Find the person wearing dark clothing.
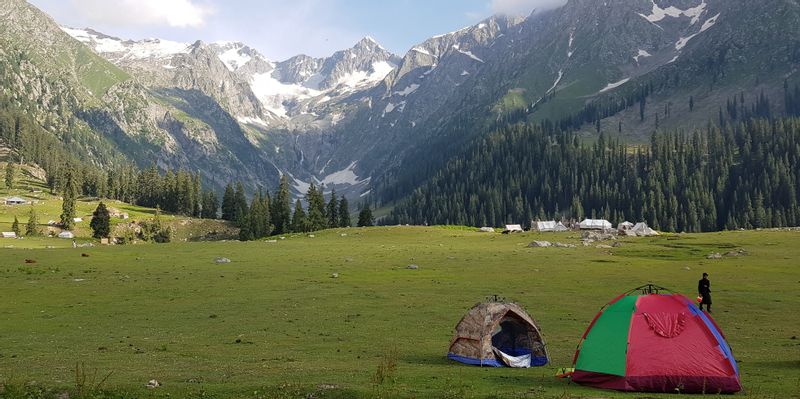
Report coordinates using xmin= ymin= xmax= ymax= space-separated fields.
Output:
xmin=698 ymin=273 xmax=712 ymax=312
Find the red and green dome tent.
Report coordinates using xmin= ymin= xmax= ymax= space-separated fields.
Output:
xmin=571 ymin=284 xmax=741 ymax=394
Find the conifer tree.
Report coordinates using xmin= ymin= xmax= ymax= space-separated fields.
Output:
xmin=4 ymin=162 xmax=14 ymax=189
xmin=90 ymin=202 xmax=111 ymax=239
xmin=338 ymin=197 xmax=351 ymax=227
xmin=11 ymin=216 xmax=20 ymax=236
xmin=60 ymin=169 xmax=77 ymax=230
xmin=234 ymin=182 xmax=248 ymax=226
xmin=326 ymin=189 xmax=338 ymax=228
xmin=202 ymin=191 xmax=219 ymax=219
xmin=25 ymin=207 xmax=40 ymax=237
xmin=357 ymin=203 xmax=374 ymax=227
xmin=291 ymin=199 xmax=308 ymax=233
xmin=271 ymin=176 xmax=292 ymax=234
xmin=306 ymin=184 xmax=327 ymax=231
xmin=221 ymin=183 xmax=236 ymax=221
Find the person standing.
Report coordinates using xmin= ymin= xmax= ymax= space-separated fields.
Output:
xmin=698 ymin=272 xmax=712 ymax=312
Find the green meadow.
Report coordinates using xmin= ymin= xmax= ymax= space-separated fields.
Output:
xmin=1 ymin=226 xmax=798 ymax=398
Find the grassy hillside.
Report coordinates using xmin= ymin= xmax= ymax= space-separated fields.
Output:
xmin=0 ymin=226 xmax=797 ymax=398
xmin=0 ymin=162 xmax=236 ymax=245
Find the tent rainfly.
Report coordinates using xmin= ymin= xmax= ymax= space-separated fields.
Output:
xmin=579 ymin=219 xmax=613 ymax=230
xmin=571 ymin=285 xmax=741 ymax=393
xmin=504 ymin=224 xmax=524 ymax=233
xmin=58 ymin=231 xmax=75 ymax=239
xmin=448 ymin=302 xmax=549 ymax=368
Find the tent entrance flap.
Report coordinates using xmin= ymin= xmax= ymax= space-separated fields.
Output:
xmin=493 ymin=348 xmax=532 ymax=368
xmin=491 ymin=316 xmax=534 ymax=366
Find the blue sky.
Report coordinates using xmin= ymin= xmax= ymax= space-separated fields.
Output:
xmin=29 ymin=0 xmax=565 ymax=60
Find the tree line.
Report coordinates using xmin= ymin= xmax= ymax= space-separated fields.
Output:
xmin=218 ymin=176 xmax=374 ymax=241
xmin=387 ymin=118 xmax=800 ymax=232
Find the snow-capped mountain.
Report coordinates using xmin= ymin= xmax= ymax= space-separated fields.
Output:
xmin=5 ymin=0 xmax=798 ymax=203
xmin=64 ymin=27 xmax=401 ymax=127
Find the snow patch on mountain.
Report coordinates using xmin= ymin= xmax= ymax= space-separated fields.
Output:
xmin=599 ymin=78 xmax=630 ymax=93
xmin=250 ymin=72 xmax=321 ymax=117
xmin=634 ymin=49 xmax=652 ymax=63
xmin=638 ymin=0 xmax=707 ymax=24
xmin=218 ymin=46 xmax=252 ymax=71
xmin=320 ymin=162 xmax=370 ymax=186
xmin=548 ymin=70 xmax=564 ymax=94
xmin=394 ymin=84 xmax=420 ymax=96
xmin=62 ymin=27 xmax=190 ymax=59
xmin=568 ymin=31 xmax=574 ymax=58
xmin=412 ymin=47 xmax=432 ymax=56
xmin=452 ymin=45 xmax=485 ymax=63
xmin=237 ymin=116 xmax=271 ymax=127
xmin=675 ymin=13 xmax=719 ymax=50
xmin=337 ymin=61 xmax=395 ymax=89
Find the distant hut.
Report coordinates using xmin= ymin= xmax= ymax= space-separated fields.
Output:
xmin=533 ymin=221 xmax=557 ymax=232
xmin=5 ymin=196 xmax=27 ymax=205
xmin=579 ymin=219 xmax=613 ymax=230
xmin=503 ymin=224 xmax=524 ymax=234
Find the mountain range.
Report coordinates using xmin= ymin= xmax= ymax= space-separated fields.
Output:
xmin=1 ymin=0 xmax=798 ymax=205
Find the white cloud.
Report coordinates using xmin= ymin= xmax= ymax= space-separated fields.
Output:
xmin=69 ymin=0 xmax=213 ymax=28
xmin=490 ymin=0 xmax=567 ymax=16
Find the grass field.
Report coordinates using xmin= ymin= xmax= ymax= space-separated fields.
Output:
xmin=1 ymin=226 xmax=798 ymax=398
xmin=0 ymin=163 xmax=236 ymax=245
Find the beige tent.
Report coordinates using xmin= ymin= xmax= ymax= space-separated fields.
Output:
xmin=533 ymin=221 xmax=557 ymax=232
xmin=504 ymin=224 xmax=524 ymax=233
xmin=448 ymin=302 xmax=549 ymax=368
xmin=632 ymin=222 xmax=660 ymax=237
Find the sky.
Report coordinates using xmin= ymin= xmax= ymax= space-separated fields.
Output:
xmin=29 ymin=0 xmax=567 ymax=61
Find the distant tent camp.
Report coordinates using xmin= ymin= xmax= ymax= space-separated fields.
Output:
xmin=571 ymin=285 xmax=741 ymax=393
xmin=503 ymin=224 xmax=524 ymax=233
xmin=448 ymin=301 xmax=549 ymax=368
xmin=58 ymin=231 xmax=75 ymax=239
xmin=579 ymin=219 xmax=612 ymax=230
xmin=631 ymin=222 xmax=659 ymax=237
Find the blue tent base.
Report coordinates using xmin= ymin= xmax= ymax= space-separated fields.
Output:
xmin=448 ymin=353 xmax=504 ymax=367
xmin=447 ymin=353 xmax=549 ymax=367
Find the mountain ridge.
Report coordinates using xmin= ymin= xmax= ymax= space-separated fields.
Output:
xmin=2 ymin=0 xmax=799 ymax=207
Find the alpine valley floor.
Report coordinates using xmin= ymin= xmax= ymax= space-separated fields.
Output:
xmin=0 ymin=227 xmax=798 ymax=398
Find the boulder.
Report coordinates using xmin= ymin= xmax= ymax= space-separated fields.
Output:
xmin=528 ymin=241 xmax=552 ymax=248
xmin=582 ymin=231 xmax=617 ymax=241
xmin=214 ymin=257 xmax=231 ymax=264
xmin=479 ymin=227 xmax=495 ymax=233
xmin=406 ymin=264 xmax=419 ymax=270
xmin=553 ymin=242 xmax=576 ymax=248
xmin=596 ymin=244 xmax=613 ymax=249
xmin=706 ymin=253 xmax=723 ymax=260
